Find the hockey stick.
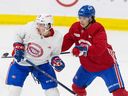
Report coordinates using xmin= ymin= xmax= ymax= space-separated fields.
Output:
xmin=1 ymin=53 xmax=12 ymax=58
xmin=1 ymin=53 xmax=76 ymax=95
xmin=25 ymin=59 xmax=76 ymax=95
xmin=61 ymin=51 xmax=70 ymax=54
xmin=1 ymin=52 xmax=70 ymax=58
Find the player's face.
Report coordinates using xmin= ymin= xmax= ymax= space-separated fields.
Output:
xmin=37 ymin=23 xmax=51 ymax=37
xmin=79 ymin=16 xmax=89 ymax=28
xmin=37 ymin=23 xmax=46 ymax=32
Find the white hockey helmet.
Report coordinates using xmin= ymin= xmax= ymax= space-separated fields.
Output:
xmin=35 ymin=14 xmax=53 ymax=25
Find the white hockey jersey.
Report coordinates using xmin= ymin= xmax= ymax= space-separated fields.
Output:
xmin=14 ymin=22 xmax=63 ymax=66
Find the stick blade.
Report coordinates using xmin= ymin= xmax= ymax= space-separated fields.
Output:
xmin=1 ymin=53 xmax=9 ymax=58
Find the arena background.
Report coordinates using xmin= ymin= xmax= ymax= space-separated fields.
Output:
xmin=0 ymin=0 xmax=128 ymax=31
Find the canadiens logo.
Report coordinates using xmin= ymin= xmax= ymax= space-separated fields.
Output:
xmin=27 ymin=42 xmax=43 ymax=57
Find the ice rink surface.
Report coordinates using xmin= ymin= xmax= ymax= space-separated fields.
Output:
xmin=0 ymin=25 xmax=128 ymax=96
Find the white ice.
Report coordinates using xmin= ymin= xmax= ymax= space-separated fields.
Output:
xmin=0 ymin=25 xmax=128 ymax=96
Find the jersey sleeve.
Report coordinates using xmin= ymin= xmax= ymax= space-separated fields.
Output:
xmin=61 ymin=24 xmax=76 ymax=52
xmin=51 ymin=31 xmax=63 ymax=56
xmin=88 ymin=25 xmax=107 ymax=56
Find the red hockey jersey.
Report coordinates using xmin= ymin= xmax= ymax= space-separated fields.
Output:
xmin=62 ymin=22 xmax=116 ymax=72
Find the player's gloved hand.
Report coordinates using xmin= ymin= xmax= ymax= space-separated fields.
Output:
xmin=51 ymin=56 xmax=65 ymax=72
xmin=72 ymin=40 xmax=91 ymax=57
xmin=13 ymin=42 xmax=25 ymax=62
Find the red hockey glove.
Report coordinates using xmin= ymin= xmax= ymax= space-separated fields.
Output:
xmin=72 ymin=40 xmax=91 ymax=57
xmin=51 ymin=56 xmax=65 ymax=72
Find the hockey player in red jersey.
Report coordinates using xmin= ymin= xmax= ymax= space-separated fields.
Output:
xmin=62 ymin=5 xmax=128 ymax=96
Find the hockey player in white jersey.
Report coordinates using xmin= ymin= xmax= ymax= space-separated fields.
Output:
xmin=6 ymin=14 xmax=65 ymax=96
